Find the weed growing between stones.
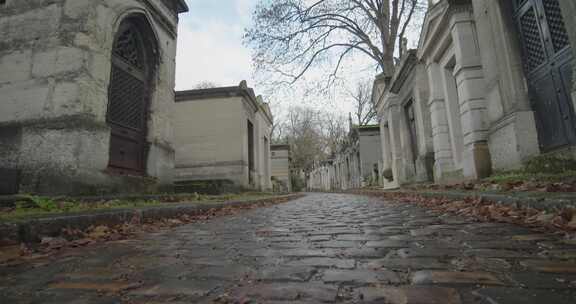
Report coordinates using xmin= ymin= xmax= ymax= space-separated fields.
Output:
xmin=0 ymin=192 xmax=278 ymax=221
xmin=0 ymin=195 xmax=300 ymax=265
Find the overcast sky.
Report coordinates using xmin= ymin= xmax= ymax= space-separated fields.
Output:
xmin=175 ymin=0 xmax=258 ymax=91
xmin=174 ymin=1 xmax=423 ymax=121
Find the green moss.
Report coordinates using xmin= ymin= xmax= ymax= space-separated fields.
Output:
xmin=0 ymin=192 xmax=277 ymax=222
xmin=524 ymin=154 xmax=576 ymax=174
xmin=484 ymin=170 xmax=576 ymax=184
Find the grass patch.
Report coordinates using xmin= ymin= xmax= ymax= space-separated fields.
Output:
xmin=483 ymin=170 xmax=576 ymax=184
xmin=0 ymin=192 xmax=277 ymax=222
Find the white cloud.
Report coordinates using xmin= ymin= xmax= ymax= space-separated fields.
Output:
xmin=175 ymin=21 xmax=254 ymax=90
xmin=174 ymin=0 xmax=381 ymax=122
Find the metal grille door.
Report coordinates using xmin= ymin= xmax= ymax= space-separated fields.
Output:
xmin=106 ymin=20 xmax=151 ymax=174
xmin=514 ymin=0 xmax=575 ymax=151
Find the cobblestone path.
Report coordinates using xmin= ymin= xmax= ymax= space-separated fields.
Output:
xmin=2 ymin=193 xmax=576 ymax=303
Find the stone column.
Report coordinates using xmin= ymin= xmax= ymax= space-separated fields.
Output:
xmin=379 ymin=118 xmax=391 ymax=172
xmin=559 ymin=0 xmax=576 ymax=108
xmin=427 ymin=62 xmax=455 ymax=181
xmin=451 ymin=12 xmax=492 ymax=179
xmin=441 ymin=65 xmax=464 ymax=168
xmin=413 ymin=64 xmax=435 ymax=182
xmin=386 ymin=98 xmax=404 ymax=188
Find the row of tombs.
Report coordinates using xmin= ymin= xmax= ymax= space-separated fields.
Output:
xmin=0 ymin=0 xmax=291 ymax=195
xmin=307 ymin=0 xmax=576 ymax=191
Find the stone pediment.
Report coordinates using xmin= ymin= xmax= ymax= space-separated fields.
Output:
xmin=390 ymin=50 xmax=418 ymax=94
xmin=417 ymin=0 xmax=450 ymax=59
xmin=417 ymin=0 xmax=473 ymax=60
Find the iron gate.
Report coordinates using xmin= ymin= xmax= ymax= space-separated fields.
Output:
xmin=106 ymin=20 xmax=151 ymax=174
xmin=514 ymin=0 xmax=575 ymax=151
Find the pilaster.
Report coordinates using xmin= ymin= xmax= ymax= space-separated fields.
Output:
xmin=451 ymin=15 xmax=492 ymax=179
xmin=427 ymin=62 xmax=455 ymax=181
xmin=386 ymin=101 xmax=403 ymax=189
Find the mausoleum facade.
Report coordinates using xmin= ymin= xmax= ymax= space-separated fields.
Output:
xmin=0 ymin=0 xmax=188 ymax=194
xmin=376 ymin=0 xmax=576 ymax=188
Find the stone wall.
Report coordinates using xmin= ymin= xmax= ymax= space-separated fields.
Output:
xmin=254 ymin=99 xmax=273 ymax=191
xmin=173 ymin=96 xmax=247 ymax=186
xmin=0 ymin=0 xmax=185 ymax=194
xmin=358 ymin=127 xmax=382 ymax=186
xmin=271 ymin=145 xmax=291 ymax=192
xmin=471 ymin=0 xmax=539 ymax=171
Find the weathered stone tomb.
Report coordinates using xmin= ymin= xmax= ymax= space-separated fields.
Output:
xmin=376 ymin=0 xmax=576 ymax=188
xmin=173 ymin=81 xmax=274 ymax=192
xmin=0 ymin=0 xmax=188 ymax=194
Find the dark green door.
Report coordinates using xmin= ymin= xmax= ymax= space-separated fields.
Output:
xmin=514 ymin=0 xmax=575 ymax=151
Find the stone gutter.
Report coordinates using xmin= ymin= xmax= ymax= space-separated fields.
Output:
xmin=0 ymin=194 xmax=303 ymax=244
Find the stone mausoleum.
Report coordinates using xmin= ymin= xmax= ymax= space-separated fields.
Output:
xmin=0 ymin=0 xmax=188 ymax=194
xmin=307 ymin=125 xmax=382 ymax=191
xmin=376 ymin=0 xmax=576 ymax=188
xmin=173 ymin=81 xmax=274 ymax=192
xmin=271 ymin=144 xmax=292 ymax=192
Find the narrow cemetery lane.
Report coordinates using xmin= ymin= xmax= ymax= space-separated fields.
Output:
xmin=1 ymin=193 xmax=576 ymax=303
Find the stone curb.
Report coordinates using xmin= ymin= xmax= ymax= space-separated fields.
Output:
xmin=0 ymin=194 xmax=303 ymax=244
xmin=0 ymin=192 xmax=292 ymax=208
xmin=367 ymin=190 xmax=576 ymax=212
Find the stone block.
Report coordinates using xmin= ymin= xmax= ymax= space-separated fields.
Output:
xmin=255 ymin=267 xmax=316 ymax=282
xmin=0 ymin=4 xmax=62 ymax=44
xmin=286 ymin=257 xmax=355 ymax=269
xmin=411 ymin=271 xmax=504 ymax=285
xmin=356 ymin=286 xmax=462 ymax=304
xmin=0 ymin=81 xmax=50 ymax=123
xmin=63 ymin=0 xmax=91 ymax=18
xmin=232 ymin=283 xmax=338 ymax=302
xmin=519 ymin=260 xmax=576 ymax=274
xmin=362 ymin=258 xmax=451 ymax=270
xmin=0 ymin=168 xmax=20 ymax=195
xmin=51 ymin=82 xmax=80 ymax=113
xmin=472 ymin=287 xmax=576 ymax=304
xmin=488 ymin=111 xmax=539 ymax=171
xmin=32 ymin=47 xmax=85 ymax=78
xmin=0 ymin=50 xmax=32 ymax=84
xmin=322 ymin=269 xmax=401 ymax=285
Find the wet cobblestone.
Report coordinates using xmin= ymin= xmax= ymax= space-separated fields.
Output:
xmin=1 ymin=193 xmax=575 ymax=303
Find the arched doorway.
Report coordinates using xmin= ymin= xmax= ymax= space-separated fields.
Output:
xmin=513 ymin=0 xmax=575 ymax=151
xmin=106 ymin=16 xmax=156 ymax=174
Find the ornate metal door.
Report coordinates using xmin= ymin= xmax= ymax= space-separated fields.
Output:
xmin=107 ymin=20 xmax=151 ymax=174
xmin=514 ymin=0 xmax=575 ymax=151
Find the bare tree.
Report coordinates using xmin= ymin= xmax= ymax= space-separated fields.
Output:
xmin=349 ymin=80 xmax=377 ymax=126
xmin=322 ymin=112 xmax=348 ymax=156
xmin=245 ymin=0 xmax=426 ymax=88
xmin=285 ymin=107 xmax=326 ymax=171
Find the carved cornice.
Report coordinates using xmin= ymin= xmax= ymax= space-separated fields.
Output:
xmin=390 ymin=50 xmax=418 ymax=94
xmin=139 ymin=0 xmax=183 ymax=39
